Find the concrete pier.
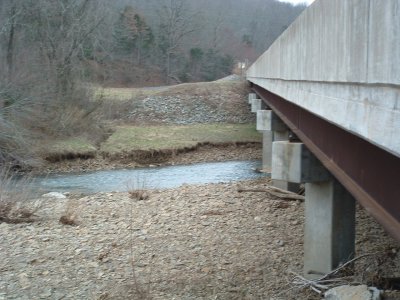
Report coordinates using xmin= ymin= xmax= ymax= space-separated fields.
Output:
xmin=248 ymin=93 xmax=257 ymax=104
xmin=256 ymin=110 xmax=273 ymax=171
xmin=272 ymin=141 xmax=356 ymax=278
xmin=251 ymin=98 xmax=262 ymax=113
xmin=304 ymin=180 xmax=355 ymax=278
xmin=256 ymin=110 xmax=285 ymax=132
xmin=265 ymin=113 xmax=298 ymax=192
xmin=261 ymin=131 xmax=273 ymax=171
xmin=254 ymin=107 xmax=298 ymax=191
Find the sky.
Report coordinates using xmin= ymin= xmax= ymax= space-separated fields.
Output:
xmin=278 ymin=0 xmax=315 ymax=5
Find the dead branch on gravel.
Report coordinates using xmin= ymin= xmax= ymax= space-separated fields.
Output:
xmin=282 ymin=253 xmax=376 ymax=295
xmin=237 ymin=186 xmax=305 ymax=201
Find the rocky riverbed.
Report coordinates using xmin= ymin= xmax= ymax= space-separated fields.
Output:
xmin=1 ymin=178 xmax=399 ymax=299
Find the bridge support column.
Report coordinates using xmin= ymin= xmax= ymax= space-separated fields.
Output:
xmin=259 ymin=131 xmax=273 ymax=172
xmin=272 ymin=141 xmax=356 ymax=279
xmin=262 ymin=112 xmax=298 ymax=192
xmin=304 ymin=180 xmax=356 ymax=278
xmin=257 ymin=110 xmax=273 ymax=171
xmin=248 ymin=93 xmax=257 ymax=104
xmin=272 ymin=129 xmax=297 ymax=191
xmin=251 ymin=98 xmax=263 ymax=113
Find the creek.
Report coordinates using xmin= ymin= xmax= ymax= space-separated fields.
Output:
xmin=33 ymin=160 xmax=267 ymax=194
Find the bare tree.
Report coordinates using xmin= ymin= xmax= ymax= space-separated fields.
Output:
xmin=0 ymin=0 xmax=23 ymax=82
xmin=0 ymin=0 xmax=109 ymax=166
xmin=157 ymin=0 xmax=197 ymax=83
xmin=23 ymin=0 xmax=106 ymax=101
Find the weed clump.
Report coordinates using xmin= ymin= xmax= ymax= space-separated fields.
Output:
xmin=59 ymin=199 xmax=79 ymax=226
xmin=128 ymin=190 xmax=149 ymax=201
xmin=0 ymin=167 xmax=39 ymax=223
xmin=127 ymin=177 xmax=150 ymax=201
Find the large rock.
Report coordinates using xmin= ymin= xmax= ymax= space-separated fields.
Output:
xmin=324 ymin=285 xmax=381 ymax=300
xmin=42 ymin=192 xmax=67 ymax=199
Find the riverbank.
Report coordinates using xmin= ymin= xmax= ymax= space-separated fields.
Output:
xmin=1 ymin=179 xmax=399 ymax=299
xmin=33 ymin=79 xmax=258 ymax=174
xmin=37 ymin=143 xmax=262 ymax=174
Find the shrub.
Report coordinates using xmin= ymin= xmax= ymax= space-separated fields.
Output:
xmin=0 ymin=167 xmax=39 ymax=223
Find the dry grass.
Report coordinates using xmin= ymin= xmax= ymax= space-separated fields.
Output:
xmin=38 ymin=124 xmax=260 ymax=165
xmin=43 ymin=137 xmax=98 ymax=162
xmin=94 ymin=86 xmax=169 ymax=101
xmin=0 ymin=167 xmax=40 ymax=223
xmin=59 ymin=198 xmax=79 ymax=226
xmin=94 ymin=80 xmax=245 ymax=102
xmin=127 ymin=177 xmax=150 ymax=201
xmin=0 ymin=82 xmax=110 ymax=168
xmin=0 ymin=84 xmax=41 ymax=167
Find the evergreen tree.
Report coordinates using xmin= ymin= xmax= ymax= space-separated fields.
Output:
xmin=114 ymin=6 xmax=153 ymax=64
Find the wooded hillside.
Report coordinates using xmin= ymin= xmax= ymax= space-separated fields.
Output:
xmin=0 ymin=0 xmax=305 ymax=167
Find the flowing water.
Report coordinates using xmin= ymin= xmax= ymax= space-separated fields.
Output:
xmin=33 ymin=160 xmax=267 ymax=194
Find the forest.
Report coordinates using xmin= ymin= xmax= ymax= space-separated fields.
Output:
xmin=0 ymin=0 xmax=305 ymax=167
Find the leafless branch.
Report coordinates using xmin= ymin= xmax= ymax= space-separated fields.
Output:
xmin=281 ymin=253 xmax=376 ymax=296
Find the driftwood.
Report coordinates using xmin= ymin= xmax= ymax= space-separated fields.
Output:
xmin=281 ymin=253 xmax=376 ymax=295
xmin=237 ymin=186 xmax=305 ymax=201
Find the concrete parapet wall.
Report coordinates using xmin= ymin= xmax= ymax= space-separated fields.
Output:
xmin=247 ymin=0 xmax=400 ymax=157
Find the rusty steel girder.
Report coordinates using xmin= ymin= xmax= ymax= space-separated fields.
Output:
xmin=252 ymin=84 xmax=400 ymax=241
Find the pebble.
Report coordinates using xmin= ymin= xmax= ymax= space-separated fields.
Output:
xmin=1 ymin=179 xmax=398 ymax=299
xmin=42 ymin=192 xmax=67 ymax=199
xmin=39 ymin=289 xmax=52 ymax=298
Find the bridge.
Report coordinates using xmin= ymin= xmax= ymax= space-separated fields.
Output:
xmin=246 ymin=0 xmax=399 ymax=278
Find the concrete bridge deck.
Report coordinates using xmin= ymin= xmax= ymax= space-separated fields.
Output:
xmin=246 ymin=0 xmax=400 ymax=277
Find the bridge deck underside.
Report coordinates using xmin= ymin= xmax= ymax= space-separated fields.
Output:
xmin=252 ymin=84 xmax=400 ymax=241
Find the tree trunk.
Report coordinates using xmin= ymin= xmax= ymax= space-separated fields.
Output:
xmin=166 ymin=52 xmax=171 ymax=84
xmin=6 ymin=5 xmax=16 ymax=81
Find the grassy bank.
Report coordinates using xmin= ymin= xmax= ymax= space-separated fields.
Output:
xmin=100 ymin=123 xmax=261 ymax=155
xmin=44 ymin=123 xmax=261 ymax=162
xmin=45 ymin=137 xmax=98 ymax=162
xmin=40 ymin=79 xmax=256 ymax=166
